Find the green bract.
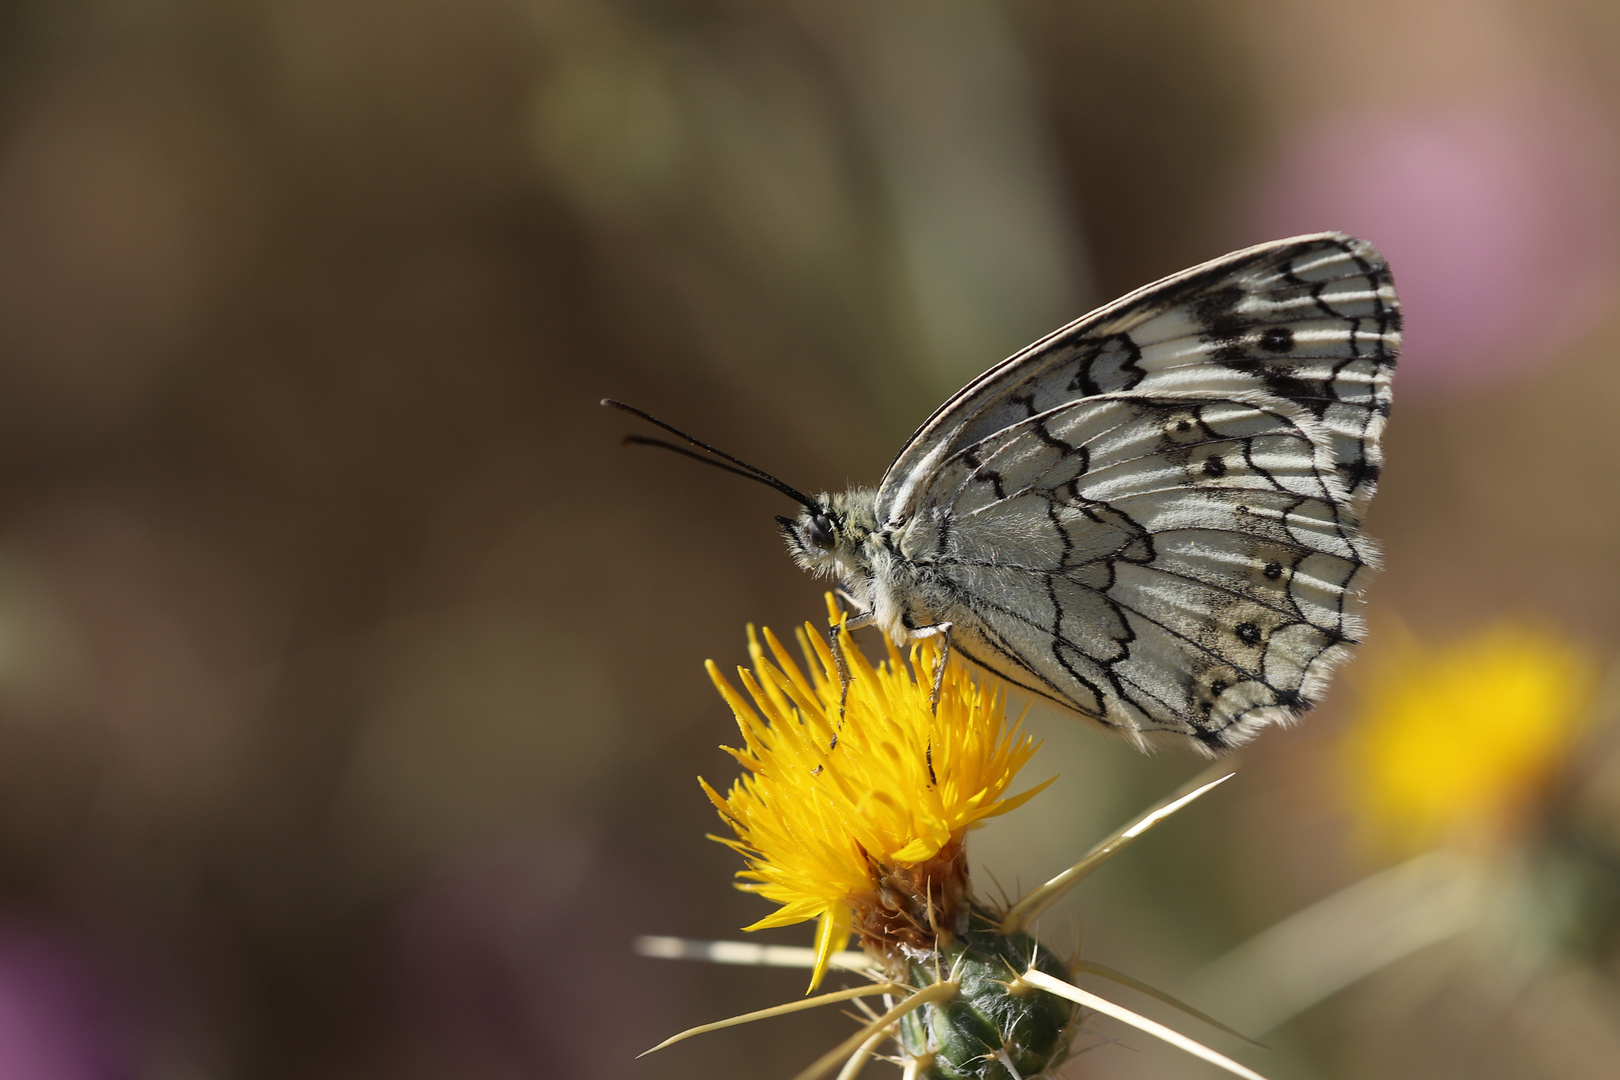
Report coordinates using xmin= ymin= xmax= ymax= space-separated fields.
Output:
xmin=898 ymin=909 xmax=1077 ymax=1080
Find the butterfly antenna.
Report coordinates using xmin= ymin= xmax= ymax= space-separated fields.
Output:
xmin=622 ymin=436 xmax=797 ymax=490
xmin=601 ymin=398 xmax=817 ymax=508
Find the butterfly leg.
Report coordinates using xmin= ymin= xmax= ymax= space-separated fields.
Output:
xmin=828 ymin=610 xmax=877 ymax=721
xmin=909 ymin=622 xmax=954 ymax=713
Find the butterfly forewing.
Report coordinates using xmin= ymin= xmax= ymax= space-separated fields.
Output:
xmin=871 ymin=233 xmax=1397 ymax=751
xmin=877 ymin=234 xmax=1398 ymax=528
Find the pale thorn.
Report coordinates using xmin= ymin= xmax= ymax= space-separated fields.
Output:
xmin=1013 ymin=968 xmax=1271 ymax=1080
xmin=900 ymin=1051 xmax=933 ymax=1080
xmin=634 ymin=935 xmax=878 ymax=971
xmin=639 ymin=982 xmax=905 ymax=1057
xmin=1001 ymin=767 xmax=1234 ymax=933
xmin=1072 ymin=959 xmax=1262 ymax=1048
xmin=993 ymin=1047 xmax=1026 ymax=1080
xmin=850 ymin=993 xmax=882 ymax=1024
xmin=835 ymin=1021 xmax=898 ymax=1080
xmin=789 ymin=981 xmax=959 ymax=1080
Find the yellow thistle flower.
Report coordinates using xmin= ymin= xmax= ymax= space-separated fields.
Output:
xmin=701 ymin=614 xmax=1051 ymax=990
xmin=1343 ymin=623 xmax=1599 ymax=857
xmin=652 ymin=610 xmax=1263 ymax=1078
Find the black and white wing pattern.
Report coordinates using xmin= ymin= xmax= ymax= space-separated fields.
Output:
xmin=875 ymin=234 xmax=1399 ymax=752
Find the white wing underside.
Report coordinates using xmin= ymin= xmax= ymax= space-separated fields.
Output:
xmin=872 ymin=234 xmax=1399 ymax=752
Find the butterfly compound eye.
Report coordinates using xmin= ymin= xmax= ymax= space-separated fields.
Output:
xmin=807 ymin=512 xmax=836 ymax=549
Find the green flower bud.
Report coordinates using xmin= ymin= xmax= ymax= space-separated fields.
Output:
xmin=898 ymin=908 xmax=1077 ymax=1080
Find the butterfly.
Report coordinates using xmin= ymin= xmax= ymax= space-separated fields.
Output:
xmin=608 ymin=233 xmax=1399 ymax=754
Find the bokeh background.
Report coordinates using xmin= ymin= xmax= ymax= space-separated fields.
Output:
xmin=1 ymin=1 xmax=1619 ymax=1077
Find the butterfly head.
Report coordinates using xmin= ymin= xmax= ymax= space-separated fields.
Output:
xmin=777 ymin=489 xmax=877 ymax=581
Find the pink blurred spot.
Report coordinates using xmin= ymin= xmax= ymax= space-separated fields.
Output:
xmin=390 ymin=839 xmax=681 ymax=1079
xmin=0 ymin=926 xmax=124 ymax=1080
xmin=1255 ymin=93 xmax=1619 ymax=388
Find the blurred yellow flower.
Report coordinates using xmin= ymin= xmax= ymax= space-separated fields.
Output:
xmin=701 ymin=615 xmax=1050 ymax=989
xmin=1343 ymin=624 xmax=1599 ymax=857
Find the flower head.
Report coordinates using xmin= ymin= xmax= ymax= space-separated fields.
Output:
xmin=654 ymin=612 xmax=1263 ymax=1078
xmin=1342 ymin=623 xmax=1599 ymax=857
xmin=701 ymin=615 xmax=1050 ymax=989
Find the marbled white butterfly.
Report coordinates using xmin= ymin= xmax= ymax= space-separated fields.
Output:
xmin=609 ymin=233 xmax=1399 ymax=754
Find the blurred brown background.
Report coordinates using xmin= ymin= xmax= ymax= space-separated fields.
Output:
xmin=0 ymin=1 xmax=1618 ymax=1078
